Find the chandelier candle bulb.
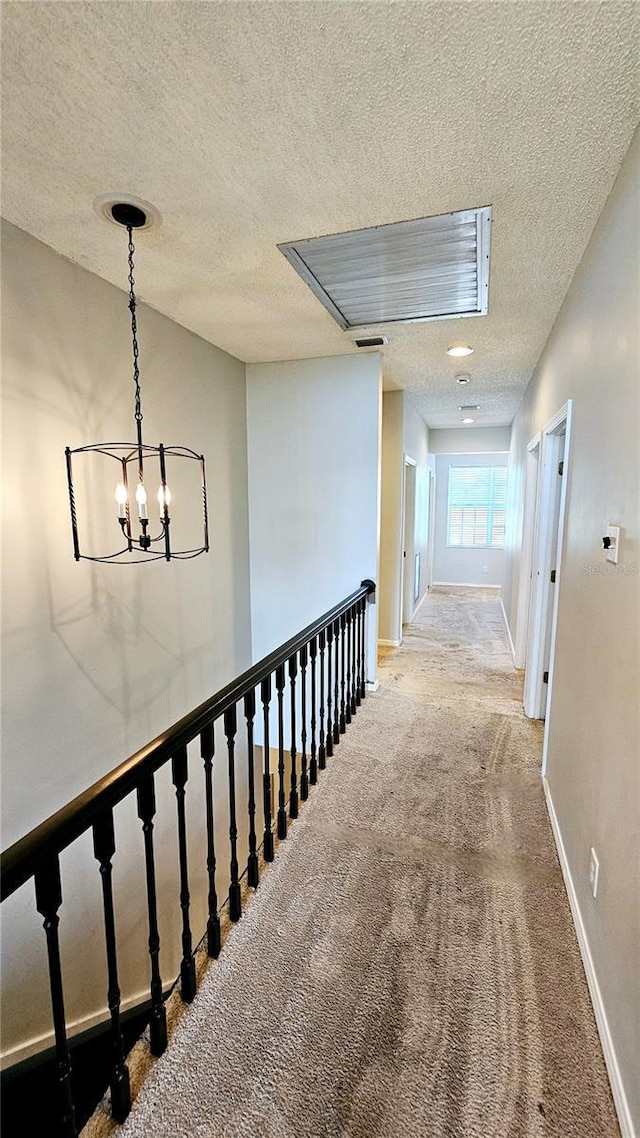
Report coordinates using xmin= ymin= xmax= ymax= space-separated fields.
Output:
xmin=157 ymin=485 xmax=171 ymax=514
xmin=115 ymin=482 xmax=127 ymax=519
xmin=135 ymin=482 xmax=148 ymax=520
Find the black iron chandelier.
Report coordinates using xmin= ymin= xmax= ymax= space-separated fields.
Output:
xmin=65 ymin=203 xmax=209 ymax=563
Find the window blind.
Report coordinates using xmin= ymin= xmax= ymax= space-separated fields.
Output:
xmin=447 ymin=466 xmax=507 ymax=548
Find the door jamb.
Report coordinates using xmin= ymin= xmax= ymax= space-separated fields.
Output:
xmin=400 ymin=456 xmax=417 ymax=629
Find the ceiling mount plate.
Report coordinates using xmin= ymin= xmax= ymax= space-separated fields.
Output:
xmin=93 ymin=193 xmax=162 ymax=232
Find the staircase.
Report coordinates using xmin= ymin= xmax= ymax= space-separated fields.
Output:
xmin=1 ymin=583 xmax=375 ymax=1137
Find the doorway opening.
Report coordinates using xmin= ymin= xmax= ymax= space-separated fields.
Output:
xmin=514 ymin=434 xmax=541 ymax=668
xmin=523 ymin=401 xmax=572 ymax=729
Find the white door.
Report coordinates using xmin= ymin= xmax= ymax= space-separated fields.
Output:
xmin=523 ymin=403 xmax=572 ymax=721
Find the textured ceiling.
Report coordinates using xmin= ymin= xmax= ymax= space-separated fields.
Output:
xmin=1 ymin=2 xmax=638 ymax=427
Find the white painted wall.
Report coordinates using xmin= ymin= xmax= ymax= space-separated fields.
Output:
xmin=433 ymin=453 xmax=507 ymax=587
xmin=246 ymin=355 xmax=381 ymax=681
xmin=1 ymin=222 xmax=253 ymax=1060
xmin=503 ymin=130 xmax=639 ymax=1136
xmin=429 ymin=426 xmax=511 ymax=454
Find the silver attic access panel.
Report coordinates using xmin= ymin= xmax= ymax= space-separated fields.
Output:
xmin=278 ymin=206 xmax=492 ymax=331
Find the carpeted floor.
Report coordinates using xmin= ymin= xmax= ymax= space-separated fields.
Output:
xmin=85 ymin=591 xmax=619 ymax=1138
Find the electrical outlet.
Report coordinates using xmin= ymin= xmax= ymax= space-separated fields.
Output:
xmin=589 ymin=848 xmax=600 ymax=898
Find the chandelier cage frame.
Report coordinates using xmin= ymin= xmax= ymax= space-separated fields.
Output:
xmin=65 ymin=202 xmax=210 ymax=564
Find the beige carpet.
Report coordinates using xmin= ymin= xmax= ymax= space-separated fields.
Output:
xmin=86 ymin=592 xmax=619 ymax=1138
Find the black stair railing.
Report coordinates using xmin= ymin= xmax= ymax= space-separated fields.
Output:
xmin=0 ymin=581 xmax=375 ymax=1138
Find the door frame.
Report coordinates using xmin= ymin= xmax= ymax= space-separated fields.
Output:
xmin=426 ymin=466 xmax=436 ymax=591
xmin=401 ymin=456 xmax=417 ymax=626
xmin=523 ymin=401 xmax=572 ymax=743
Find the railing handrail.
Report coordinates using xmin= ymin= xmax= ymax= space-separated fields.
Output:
xmin=1 ymin=581 xmax=375 ymax=900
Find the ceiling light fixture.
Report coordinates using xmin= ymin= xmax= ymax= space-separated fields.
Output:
xmin=456 ymin=373 xmax=471 ymax=385
xmin=447 ymin=345 xmax=474 ymax=357
xmin=65 ymin=203 xmax=209 ymax=563
xmin=461 ymin=417 xmax=475 ymax=424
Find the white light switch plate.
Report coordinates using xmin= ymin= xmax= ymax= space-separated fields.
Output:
xmin=606 ymin=525 xmax=620 ymax=564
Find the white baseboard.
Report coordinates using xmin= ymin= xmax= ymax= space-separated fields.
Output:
xmin=1 ymin=985 xmax=151 ymax=1071
xmin=377 ymin=638 xmax=401 ymax=648
xmin=543 ymin=778 xmax=635 ymax=1138
xmin=499 ymin=596 xmax=517 ymax=665
xmin=431 ymin=582 xmax=501 ymax=592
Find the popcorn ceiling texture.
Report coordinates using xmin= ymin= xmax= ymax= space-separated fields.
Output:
xmin=83 ymin=592 xmax=618 ymax=1138
xmin=1 ymin=2 xmax=638 ymax=427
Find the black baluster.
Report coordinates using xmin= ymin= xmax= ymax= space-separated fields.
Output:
xmin=326 ymin=622 xmax=334 ymax=758
xmin=276 ymin=664 xmax=287 ymax=839
xmin=244 ymin=689 xmax=259 ymax=888
xmin=289 ymin=654 xmax=299 ymax=819
xmin=34 ymin=859 xmax=77 ymax=1137
xmin=136 ymin=773 xmax=167 ymax=1056
xmin=350 ymin=604 xmax=358 ymax=715
xmin=318 ymin=628 xmax=327 ymax=768
xmin=201 ymin=722 xmax=221 ymax=958
xmin=224 ymin=705 xmax=242 ymax=921
xmin=355 ymin=599 xmax=362 ymax=707
xmin=360 ymin=596 xmax=367 ymax=699
xmin=261 ymin=676 xmax=275 ymax=861
xmin=339 ymin=612 xmax=347 ymax=733
xmin=309 ymin=637 xmax=318 ymax=785
xmin=334 ymin=616 xmax=342 ymax=742
xmin=172 ymin=745 xmax=196 ymax=1002
xmin=300 ymin=645 xmax=309 ymax=800
xmin=92 ymin=809 xmax=131 ymax=1122
xmin=345 ymin=609 xmax=352 ymax=725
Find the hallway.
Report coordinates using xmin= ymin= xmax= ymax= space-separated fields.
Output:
xmin=88 ymin=592 xmax=617 ymax=1138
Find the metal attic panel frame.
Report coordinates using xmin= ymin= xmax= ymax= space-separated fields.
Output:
xmin=278 ymin=206 xmax=492 ymax=331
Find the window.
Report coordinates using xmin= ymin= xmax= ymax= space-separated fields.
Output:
xmin=447 ymin=465 xmax=507 ymax=548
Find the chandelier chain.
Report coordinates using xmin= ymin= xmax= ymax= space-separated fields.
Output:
xmin=127 ymin=226 xmax=143 ymax=425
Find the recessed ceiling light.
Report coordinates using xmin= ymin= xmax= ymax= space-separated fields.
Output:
xmin=456 ymin=373 xmax=471 ymax=384
xmin=461 ymin=417 xmax=475 ymax=424
xmin=447 ymin=345 xmax=474 ymax=357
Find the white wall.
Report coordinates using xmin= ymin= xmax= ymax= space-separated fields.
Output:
xmin=429 ymin=426 xmax=511 ymax=454
xmin=1 ymin=221 xmax=253 ymax=1060
xmin=433 ymin=453 xmax=507 ymax=587
xmin=246 ymin=355 xmax=381 ymax=681
xmin=503 ymin=131 xmax=639 ymax=1135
